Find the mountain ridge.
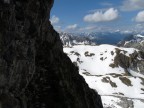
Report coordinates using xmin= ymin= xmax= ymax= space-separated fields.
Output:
xmin=118 ymin=34 xmax=144 ymax=51
xmin=59 ymin=31 xmax=132 ymax=45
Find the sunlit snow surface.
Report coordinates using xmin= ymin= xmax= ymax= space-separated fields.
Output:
xmin=64 ymin=44 xmax=144 ymax=108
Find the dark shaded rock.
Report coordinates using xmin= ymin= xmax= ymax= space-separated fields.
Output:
xmin=100 ymin=57 xmax=103 ymax=61
xmin=109 ymin=81 xmax=117 ymax=88
xmin=70 ymin=51 xmax=81 ymax=56
xmin=109 ymin=63 xmax=116 ymax=68
xmin=0 ymin=0 xmax=103 ymax=108
xmin=101 ymin=77 xmax=117 ymax=88
xmin=117 ymin=97 xmax=134 ymax=108
xmin=84 ymin=51 xmax=95 ymax=57
xmin=119 ymin=77 xmax=132 ymax=86
xmin=114 ymin=48 xmax=130 ymax=69
xmin=101 ymin=77 xmax=109 ymax=83
xmin=111 ymin=51 xmax=114 ymax=56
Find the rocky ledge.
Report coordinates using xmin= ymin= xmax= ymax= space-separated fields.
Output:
xmin=0 ymin=0 xmax=103 ymax=108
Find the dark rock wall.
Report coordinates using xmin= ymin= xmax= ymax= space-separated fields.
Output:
xmin=0 ymin=0 xmax=103 ymax=108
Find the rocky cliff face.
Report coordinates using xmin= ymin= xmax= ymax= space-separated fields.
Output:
xmin=0 ymin=0 xmax=103 ymax=108
xmin=117 ymin=34 xmax=144 ymax=75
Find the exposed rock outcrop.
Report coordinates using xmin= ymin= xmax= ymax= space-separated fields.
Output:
xmin=0 ymin=0 xmax=103 ymax=108
xmin=109 ymin=48 xmax=144 ymax=75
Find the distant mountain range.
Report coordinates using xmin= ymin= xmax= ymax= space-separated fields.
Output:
xmin=59 ymin=31 xmax=133 ymax=46
xmin=59 ymin=32 xmax=96 ymax=47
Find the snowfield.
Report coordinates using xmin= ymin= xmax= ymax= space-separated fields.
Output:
xmin=64 ymin=44 xmax=144 ymax=108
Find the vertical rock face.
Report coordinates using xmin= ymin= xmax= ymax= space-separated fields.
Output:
xmin=0 ymin=0 xmax=103 ymax=108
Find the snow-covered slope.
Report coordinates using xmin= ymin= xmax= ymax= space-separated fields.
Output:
xmin=64 ymin=44 xmax=144 ymax=108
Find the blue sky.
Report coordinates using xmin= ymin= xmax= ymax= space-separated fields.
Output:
xmin=50 ymin=0 xmax=144 ymax=33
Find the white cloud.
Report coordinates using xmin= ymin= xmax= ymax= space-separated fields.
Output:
xmin=84 ymin=8 xmax=119 ymax=23
xmin=79 ymin=26 xmax=97 ymax=31
xmin=135 ymin=10 xmax=144 ymax=22
xmin=54 ymin=26 xmax=62 ymax=32
xmin=88 ymin=8 xmax=109 ymax=13
xmin=78 ymin=25 xmax=116 ymax=33
xmin=66 ymin=24 xmax=78 ymax=30
xmin=120 ymin=0 xmax=144 ymax=11
xmin=50 ymin=15 xmax=60 ymax=24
